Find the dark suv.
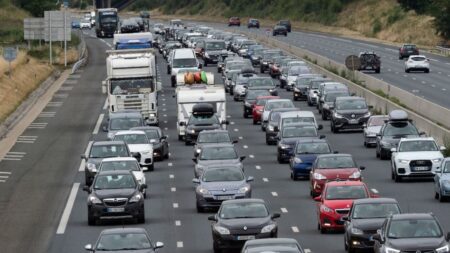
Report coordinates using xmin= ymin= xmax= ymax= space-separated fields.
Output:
xmin=247 ymin=18 xmax=260 ymax=28
xmin=399 ymin=44 xmax=419 ymax=60
xmin=260 ymin=50 xmax=283 ymax=73
xmin=358 ymin=52 xmax=381 ymax=73
xmin=277 ymin=20 xmax=291 ymax=32
xmin=376 ymin=110 xmax=423 ymax=160
xmin=202 ymin=40 xmax=227 ymax=66
xmin=373 ymin=213 xmax=450 ymax=253
xmin=330 ymin=97 xmax=372 ymax=133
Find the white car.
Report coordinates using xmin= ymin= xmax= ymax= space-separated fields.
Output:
xmin=98 ymin=157 xmax=147 ymax=197
xmin=391 ymin=137 xmax=445 ymax=182
xmin=80 ymin=19 xmax=91 ymax=29
xmin=113 ymin=130 xmax=154 ymax=171
xmin=405 ymin=55 xmax=430 ymax=73
xmin=261 ymin=99 xmax=295 ymax=131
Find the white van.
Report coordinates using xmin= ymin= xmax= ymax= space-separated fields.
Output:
xmin=169 ymin=48 xmax=200 ymax=87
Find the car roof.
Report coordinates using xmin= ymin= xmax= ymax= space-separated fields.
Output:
xmin=96 ymin=169 xmax=133 ymax=176
xmin=335 ymin=96 xmax=365 ymax=101
xmin=281 ymin=111 xmax=314 ymax=117
xmin=92 ymin=141 xmax=126 ymax=146
xmin=399 ymin=137 xmax=435 ymax=142
xmin=296 ymin=138 xmax=328 ymax=144
xmin=267 ymin=99 xmax=292 ymax=103
xmin=391 ymin=213 xmax=435 ymax=220
xmin=353 ymin=198 xmax=399 ymax=205
xmin=101 ymin=157 xmax=137 ymax=162
xmin=100 ymin=227 xmax=147 ymax=235
xmin=256 ymin=96 xmax=280 ymax=100
xmin=271 ymin=108 xmax=299 ymax=113
xmin=114 ymin=130 xmax=147 ymax=136
xmin=244 ymin=238 xmax=299 ymax=246
xmin=199 ymin=129 xmax=229 ymax=134
xmin=109 ymin=111 xmax=142 ymax=118
xmin=325 ymin=180 xmax=366 ymax=187
xmin=200 ymin=143 xmax=235 ymax=148
xmin=222 ymin=198 xmax=265 ymax=205
xmin=317 ymin=153 xmax=352 ymax=158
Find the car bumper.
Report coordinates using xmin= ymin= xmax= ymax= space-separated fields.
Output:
xmin=253 ymin=112 xmax=262 ymax=122
xmin=347 ymin=234 xmax=375 ymax=249
xmin=291 ymin=163 xmax=313 ymax=176
xmin=196 ymin=193 xmax=249 ymax=208
xmin=395 ymin=163 xmax=439 ymax=177
xmin=88 ymin=201 xmax=144 ymax=220
xmin=185 ymin=133 xmax=199 ymax=143
xmin=333 ymin=117 xmax=369 ymax=129
xmin=265 ymin=131 xmax=278 ymax=141
xmin=213 ymin=231 xmax=277 ymax=250
xmin=277 ymin=147 xmax=294 ymax=160
xmin=319 ymin=212 xmax=346 ymax=230
xmin=294 ymin=91 xmax=307 ymax=99
xmin=364 ymin=135 xmax=377 ymax=145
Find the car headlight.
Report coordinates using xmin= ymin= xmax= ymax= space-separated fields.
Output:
xmin=349 ymin=171 xmax=361 ymax=179
xmin=384 ymin=247 xmax=400 ymax=253
xmin=238 ymin=186 xmax=250 ymax=194
xmin=149 ymin=113 xmax=156 ymax=117
xmin=432 ymin=158 xmax=443 ymax=163
xmin=129 ymin=193 xmax=143 ymax=203
xmin=197 ymin=187 xmax=210 ymax=195
xmin=267 ymin=125 xmax=274 ymax=131
xmin=294 ymin=157 xmax=303 ymax=163
xmin=261 ymin=224 xmax=276 ymax=233
xmin=313 ymin=172 xmax=327 ymax=180
xmin=196 ymin=148 xmax=201 ymax=154
xmin=269 ymin=89 xmax=275 ymax=93
xmin=204 ymin=52 xmax=209 ymax=58
xmin=88 ymin=196 xmax=102 ymax=204
xmin=87 ymin=163 xmax=97 ymax=172
xmin=351 ymin=227 xmax=364 ymax=235
xmin=398 ymin=159 xmax=410 ymax=164
xmin=279 ymin=144 xmax=290 ymax=149
xmin=141 ymin=151 xmax=151 ymax=155
xmin=107 ymin=132 xmax=114 ymax=139
xmin=363 ymin=111 xmax=371 ymax=117
xmin=257 ymin=109 xmax=263 ymax=113
xmin=320 ymin=205 xmax=333 ymax=213
xmin=436 ymin=245 xmax=449 ymax=253
xmin=244 ymin=101 xmax=251 ymax=107
xmin=188 ymin=129 xmax=196 ymax=134
xmin=333 ymin=112 xmax=343 ymax=118
xmin=213 ymin=225 xmax=230 ymax=235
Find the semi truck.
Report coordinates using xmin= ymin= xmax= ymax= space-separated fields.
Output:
xmin=95 ymin=8 xmax=118 ymax=38
xmin=102 ymin=49 xmax=161 ymax=125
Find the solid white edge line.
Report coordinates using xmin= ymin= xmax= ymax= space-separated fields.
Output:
xmin=92 ymin=114 xmax=105 ymax=134
xmin=56 ymin=183 xmax=80 ymax=234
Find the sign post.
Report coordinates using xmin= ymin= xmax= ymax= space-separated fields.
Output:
xmin=3 ymin=47 xmax=18 ymax=79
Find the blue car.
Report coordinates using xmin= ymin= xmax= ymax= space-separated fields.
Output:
xmin=434 ymin=157 xmax=450 ymax=202
xmin=71 ymin=20 xmax=80 ymax=29
xmin=289 ymin=139 xmax=333 ymax=180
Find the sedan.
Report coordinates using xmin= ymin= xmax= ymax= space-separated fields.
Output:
xmin=405 ymin=55 xmax=430 ymax=73
xmin=84 ymin=228 xmax=163 ymax=252
xmin=434 ymin=157 xmax=450 ymax=202
xmin=363 ymin=115 xmax=388 ymax=147
xmin=289 ymin=139 xmax=333 ymax=180
xmin=194 ymin=130 xmax=237 ymax=157
xmin=113 ymin=130 xmax=154 ymax=171
xmin=208 ymin=199 xmax=280 ymax=253
xmin=241 ymin=238 xmax=304 ymax=253
xmin=193 ymin=143 xmax=245 ymax=178
xmin=131 ymin=126 xmax=169 ymax=161
xmin=243 ymin=89 xmax=271 ymax=118
xmin=247 ymin=19 xmax=260 ymax=29
xmin=273 ymin=25 xmax=288 ymax=36
xmin=193 ymin=166 xmax=253 ymax=212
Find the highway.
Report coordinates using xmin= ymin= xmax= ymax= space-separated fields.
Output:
xmin=0 ymin=25 xmax=449 ymax=253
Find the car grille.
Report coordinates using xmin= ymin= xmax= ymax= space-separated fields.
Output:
xmin=342 ymin=113 xmax=366 ymax=120
xmin=103 ymin=198 xmax=128 ymax=207
xmin=401 ymin=250 xmax=435 ymax=253
xmin=409 ymin=160 xmax=432 ymax=172
xmin=335 ymin=208 xmax=350 ymax=215
xmin=363 ymin=229 xmax=378 ymax=234
xmin=230 ymin=228 xmax=261 ymax=235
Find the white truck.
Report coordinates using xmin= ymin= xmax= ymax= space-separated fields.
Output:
xmin=176 ymin=84 xmax=226 ymax=140
xmin=103 ymin=49 xmax=161 ymax=125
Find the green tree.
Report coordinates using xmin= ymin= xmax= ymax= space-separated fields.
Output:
xmin=432 ymin=0 xmax=450 ymax=39
xmin=14 ymin=0 xmax=58 ymax=17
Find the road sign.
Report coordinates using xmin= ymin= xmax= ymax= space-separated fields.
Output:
xmin=24 ymin=18 xmax=45 ymax=40
xmin=63 ymin=0 xmax=69 ymax=8
xmin=3 ymin=47 xmax=17 ymax=62
xmin=345 ymin=55 xmax=361 ymax=71
xmin=44 ymin=11 xmax=72 ymax=42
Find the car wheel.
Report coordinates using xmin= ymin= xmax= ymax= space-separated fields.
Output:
xmin=319 ymin=223 xmax=326 ymax=234
xmin=307 ymin=99 xmax=312 ymax=106
xmin=425 ymin=69 xmax=430 ymax=73
xmin=167 ymin=66 xmax=171 ymax=75
xmin=196 ymin=203 xmax=204 ymax=213
xmin=164 ymin=151 xmax=169 ymax=160
xmin=148 ymin=164 xmax=154 ymax=171
xmin=260 ymin=67 xmax=264 ymax=73
xmin=243 ymin=112 xmax=248 ymax=118
xmin=213 ymin=243 xmax=221 ymax=253
xmin=137 ymin=209 xmax=145 ymax=224
xmin=380 ymin=149 xmax=388 ymax=160
xmin=87 ymin=210 xmax=96 ymax=226
xmin=203 ymin=61 xmax=207 ymax=67
xmin=253 ymin=119 xmax=257 ymax=125
xmin=435 ymin=191 xmax=439 ymax=199
xmin=321 ymin=112 xmax=327 ymax=120
xmin=375 ymin=68 xmax=380 ymax=73
xmin=284 ymin=33 xmax=287 ymax=36
xmin=266 ymin=137 xmax=271 ymax=145
xmin=394 ymin=170 xmax=402 ymax=182
xmin=348 ymin=245 xmax=355 ymax=253
xmin=293 ymin=96 xmax=298 ymax=101
xmin=277 ymin=154 xmax=284 ymax=164
xmin=439 ymin=191 xmax=446 ymax=202
xmin=376 ymin=147 xmax=380 ymax=158
xmin=344 ymin=239 xmax=349 ymax=251
xmin=399 ymin=56 xmax=402 ymax=60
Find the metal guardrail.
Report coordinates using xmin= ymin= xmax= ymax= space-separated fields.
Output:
xmin=71 ymin=30 xmax=87 ymax=74
xmin=436 ymin=46 xmax=450 ymax=56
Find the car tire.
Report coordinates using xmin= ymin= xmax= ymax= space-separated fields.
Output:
xmin=204 ymin=61 xmax=207 ymax=67
xmin=137 ymin=210 xmax=145 ymax=224
xmin=277 ymin=154 xmax=284 ymax=164
xmin=164 ymin=152 xmax=169 ymax=160
xmin=178 ymin=135 xmax=183 ymax=141
xmin=399 ymin=56 xmax=402 ymax=60
xmin=243 ymin=112 xmax=248 ymax=118
xmin=322 ymin=112 xmax=327 ymax=120
xmin=425 ymin=69 xmax=430 ymax=73
xmin=284 ymin=33 xmax=287 ymax=36
xmin=375 ymin=68 xmax=380 ymax=73
xmin=435 ymin=191 xmax=439 ymax=199
xmin=196 ymin=203 xmax=204 ymax=213
xmin=88 ymin=210 xmax=96 ymax=226
xmin=380 ymin=149 xmax=388 ymax=160
xmin=293 ymin=96 xmax=298 ymax=101
xmin=253 ymin=119 xmax=257 ymax=125
xmin=348 ymin=245 xmax=355 ymax=253
xmin=213 ymin=243 xmax=222 ymax=253
xmin=167 ymin=66 xmax=171 ymax=75
xmin=405 ymin=68 xmax=409 ymax=73
xmin=266 ymin=137 xmax=271 ymax=145
xmin=439 ymin=191 xmax=446 ymax=202
xmin=307 ymin=99 xmax=312 ymax=106
xmin=394 ymin=170 xmax=402 ymax=182
xmin=148 ymin=164 xmax=154 ymax=171
xmin=319 ymin=223 xmax=326 ymax=234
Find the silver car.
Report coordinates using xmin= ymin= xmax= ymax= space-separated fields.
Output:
xmin=363 ymin=115 xmax=388 ymax=147
xmin=193 ymin=143 xmax=245 ymax=178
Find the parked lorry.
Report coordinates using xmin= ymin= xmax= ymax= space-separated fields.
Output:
xmin=102 ymin=49 xmax=161 ymax=125
xmin=95 ymin=8 xmax=118 ymax=38
xmin=113 ymin=32 xmax=153 ymax=50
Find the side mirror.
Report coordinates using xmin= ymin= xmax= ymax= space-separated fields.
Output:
xmin=368 ymin=105 xmax=374 ymax=109
xmin=333 ymin=151 xmax=339 ymax=154
xmin=198 ymin=63 xmax=203 ymax=69
xmin=419 ymin=131 xmax=426 ymax=136
xmin=155 ymin=242 xmax=164 ymax=249
xmin=82 ymin=185 xmax=91 ymax=193
xmin=271 ymin=213 xmax=281 ymax=219
xmin=139 ymin=184 xmax=148 ymax=191
xmin=359 ymin=166 xmax=366 ymax=170
xmin=102 ymin=125 xmax=108 ymax=132
xmin=161 ymin=135 xmax=168 ymax=140
xmin=232 ymin=140 xmax=238 ymax=144
xmin=192 ymin=158 xmax=198 ymax=164
xmin=85 ymin=244 xmax=94 ymax=251
xmin=390 ymin=148 xmax=396 ymax=153
xmin=239 ymin=156 xmax=246 ymax=161
xmin=81 ymin=154 xmax=87 ymax=160
xmin=371 ymin=233 xmax=382 ymax=242
xmin=222 ymin=120 xmax=230 ymax=125
xmin=179 ymin=122 xmax=186 ymax=126
xmin=342 ymin=216 xmax=349 ymax=222
xmin=314 ymin=196 xmax=321 ymax=202
xmin=318 ymin=124 xmax=323 ymax=130
xmin=246 ymin=176 xmax=254 ymax=182
xmin=446 ymin=232 xmax=450 ymax=241
xmin=192 ymin=178 xmax=200 ymax=184
xmin=208 ymin=215 xmax=217 ymax=221
xmin=101 ymin=81 xmax=107 ymax=94
xmin=274 ymin=126 xmax=279 ymax=132
xmin=319 ymin=135 xmax=326 ymax=139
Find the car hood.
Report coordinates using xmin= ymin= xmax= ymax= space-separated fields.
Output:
xmin=439 ymin=173 xmax=450 ymax=180
xmin=281 ymin=137 xmax=319 ymax=145
xmin=132 ymin=171 xmax=145 ymax=181
xmin=388 ymin=238 xmax=445 ymax=251
xmin=94 ymin=188 xmax=137 ymax=199
xmin=201 ymin=181 xmax=246 ymax=191
xmin=351 ymin=218 xmax=386 ymax=231
xmin=314 ymin=168 xmax=359 ymax=179
xmin=335 ymin=109 xmax=369 ymax=114
xmin=86 ymin=158 xmax=103 ymax=167
xmin=188 ymin=124 xmax=221 ymax=131
xmin=294 ymin=154 xmax=319 ymax=163
xmin=395 ymin=151 xmax=443 ymax=160
xmin=382 ymin=135 xmax=419 ymax=144
xmin=366 ymin=126 xmax=382 ymax=134
xmin=93 ymin=249 xmax=154 ymax=253
xmin=206 ymin=49 xmax=228 ymax=55
xmin=220 ymin=216 xmax=271 ymax=229
xmin=322 ymin=199 xmax=354 ymax=210
xmin=198 ymin=159 xmax=242 ymax=166
xmin=128 ymin=144 xmax=153 ymax=153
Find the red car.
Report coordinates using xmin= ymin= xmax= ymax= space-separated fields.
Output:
xmin=252 ymin=96 xmax=279 ymax=125
xmin=228 ymin=17 xmax=241 ymax=27
xmin=315 ymin=180 xmax=378 ymax=233
xmin=309 ymin=154 xmax=365 ymax=197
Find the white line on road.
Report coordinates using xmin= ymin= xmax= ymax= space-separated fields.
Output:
xmin=59 ymin=86 xmax=73 ymax=91
xmin=0 ymin=175 xmax=9 ymax=179
xmin=0 ymin=180 xmax=5 ymax=183
xmin=17 ymin=136 xmax=38 ymax=144
xmin=243 ymin=145 xmax=248 ymax=149
xmin=92 ymin=114 xmax=104 ymax=134
xmin=238 ymin=136 xmax=243 ymax=140
xmin=177 ymin=241 xmax=184 ymax=248
xmin=262 ymin=178 xmax=269 ymax=182
xmin=291 ymin=226 xmax=300 ymax=233
xmin=0 ymin=172 xmax=12 ymax=174
xmin=175 ymin=220 xmax=181 ymax=226
xmin=304 ymin=249 xmax=311 ymax=253
xmin=168 ymin=163 xmax=173 ymax=167
xmin=171 ymin=187 xmax=176 ymax=192
xmin=103 ymin=98 xmax=108 ymax=110
xmin=371 ymin=188 xmax=379 ymax=194
xmin=173 ymin=203 xmax=179 ymax=208
xmin=249 ymin=155 xmax=255 ymax=159
xmin=271 ymin=192 xmax=278 ymax=197
xmin=56 ymin=183 xmax=80 ymax=234
xmin=255 ymin=165 xmax=261 ymax=170
xmin=28 ymin=122 xmax=48 ymax=129
xmin=169 ymin=174 xmax=174 ymax=179
xmin=47 ymin=101 xmax=63 ymax=107
xmin=281 ymin=207 xmax=288 ymax=213
xmin=234 ymin=128 xmax=239 ymax=132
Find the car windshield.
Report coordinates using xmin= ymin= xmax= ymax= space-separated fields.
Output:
xmin=200 ymin=147 xmax=238 ymax=160
xmin=110 ymin=118 xmax=143 ymax=130
xmin=282 ymin=126 xmax=317 ymax=138
xmin=90 ymin=145 xmax=129 ymax=158
xmin=368 ymin=116 xmax=388 ymax=127
xmin=282 ymin=117 xmax=315 ymax=126
xmin=336 ymin=99 xmax=367 ymax=110
xmin=352 ymin=203 xmax=401 ymax=219
xmin=325 ymin=185 xmax=368 ymax=200
xmin=96 ymin=233 xmax=151 ymax=250
xmin=220 ymin=202 xmax=268 ymax=219
xmin=188 ymin=115 xmax=219 ymax=125
xmin=309 ymin=80 xmax=327 ymax=89
xmin=289 ymin=67 xmax=310 ymax=75
xmin=443 ymin=162 xmax=450 ymax=173
xmin=256 ymin=98 xmax=271 ymax=106
xmin=270 ymin=112 xmax=283 ymax=121
xmin=100 ymin=161 xmax=140 ymax=172
xmin=202 ymin=168 xmax=244 ymax=182
xmin=296 ymin=77 xmax=315 ymax=87
xmin=404 ymin=45 xmax=417 ymax=49
xmin=246 ymin=90 xmax=270 ymax=100
xmin=141 ymin=130 xmax=160 ymax=140
xmin=296 ymin=143 xmax=330 ymax=154
xmin=317 ymin=156 xmax=355 ymax=168
xmin=198 ymin=133 xmax=231 ymax=143
xmin=94 ymin=174 xmax=136 ymax=189
xmin=206 ymin=41 xmax=225 ymax=50
xmin=399 ymin=140 xmax=438 ymax=152
xmin=411 ymin=56 xmax=426 ymax=61
xmin=114 ymin=134 xmax=148 ymax=144
xmin=248 ymin=78 xmax=274 ymax=87
xmin=172 ymin=58 xmax=197 ymax=68
xmin=266 ymin=101 xmax=294 ymax=110
xmin=325 ymin=92 xmax=348 ymax=102
xmin=388 ymin=219 xmax=442 ymax=238
xmin=229 ymin=64 xmax=247 ymax=71
xmin=383 ymin=122 xmax=419 ymax=136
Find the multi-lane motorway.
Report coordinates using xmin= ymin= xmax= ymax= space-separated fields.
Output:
xmin=0 ymin=23 xmax=449 ymax=253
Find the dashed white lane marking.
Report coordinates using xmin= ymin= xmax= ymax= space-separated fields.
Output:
xmin=249 ymin=155 xmax=255 ymax=158
xmin=56 ymin=182 xmax=80 ymax=234
xmin=438 ymin=72 xmax=442 ymax=74
xmin=412 ymin=77 xmax=416 ymax=80
xmin=234 ymin=128 xmax=239 ymax=132
xmin=163 ymin=121 xmax=167 ymax=124
xmin=162 ymin=108 xmax=166 ymax=111
xmin=17 ymin=136 xmax=38 ymax=144
xmin=28 ymin=122 xmax=48 ymax=129
xmin=2 ymin=152 xmax=26 ymax=161
xmin=395 ymin=72 xmax=399 ymax=74
xmin=0 ymin=172 xmax=11 ymax=174
xmin=443 ymin=88 xmax=447 ymax=91
xmin=103 ymin=98 xmax=108 ymax=110
xmin=68 ymin=74 xmax=81 ymax=79
xmin=162 ymin=98 xmax=166 ymax=101
xmin=173 ymin=203 xmax=179 ymax=208
xmin=47 ymin=101 xmax=63 ymax=107
xmin=38 ymin=111 xmax=56 ymax=118
xmin=304 ymin=249 xmax=311 ymax=253
xmin=92 ymin=114 xmax=104 ymax=134
xmin=175 ymin=220 xmax=181 ymax=226
xmin=238 ymin=136 xmax=243 ymax=140
xmin=177 ymin=241 xmax=184 ymax=248
xmin=79 ymin=141 xmax=93 ymax=171
xmin=168 ymin=163 xmax=173 ymax=167
xmin=164 ymin=127 xmax=168 ymax=130
xmin=169 ymin=174 xmax=174 ymax=179
xmin=255 ymin=165 xmax=261 ymax=170
xmin=163 ymin=114 xmax=167 ymax=117
xmin=64 ymin=79 xmax=77 ymax=84
xmin=59 ymin=86 xmax=73 ymax=91
xmin=262 ymin=177 xmax=269 ymax=182
xmin=171 ymin=187 xmax=176 ymax=192
xmin=281 ymin=207 xmax=288 ymax=213
xmin=291 ymin=226 xmax=300 ymax=233
xmin=230 ymin=121 xmax=235 ymax=125
xmin=271 ymin=192 xmax=278 ymax=197
xmin=421 ymin=81 xmax=426 ymax=84
xmin=227 ymin=115 xmax=231 ymax=118
xmin=53 ymin=93 xmax=69 ymax=99
xmin=162 ymin=103 xmax=166 ymax=106
xmin=243 ymin=145 xmax=248 ymax=149
xmin=432 ymin=84 xmax=436 ymax=88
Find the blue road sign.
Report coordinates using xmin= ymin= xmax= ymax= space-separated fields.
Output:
xmin=3 ymin=47 xmax=17 ymax=62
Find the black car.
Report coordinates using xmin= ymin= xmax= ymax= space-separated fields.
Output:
xmin=182 ymin=104 xmax=228 ymax=145
xmin=209 ymin=199 xmax=280 ymax=253
xmin=84 ymin=228 xmax=163 ymax=252
xmin=293 ymin=74 xmax=324 ymax=101
xmin=277 ymin=20 xmax=291 ymax=32
xmin=272 ymin=25 xmax=288 ymax=36
xmin=243 ymin=89 xmax=271 ymax=118
xmin=82 ymin=141 xmax=132 ymax=185
xmin=247 ymin=19 xmax=260 ymax=29
xmin=265 ymin=108 xmax=299 ymax=145
xmin=373 ymin=213 xmax=450 ymax=253
xmin=260 ymin=50 xmax=283 ymax=73
xmin=321 ymin=90 xmax=350 ymax=120
xmin=344 ymin=198 xmax=401 ymax=253
xmin=120 ymin=19 xmax=140 ymax=33
xmin=202 ymin=40 xmax=228 ymax=66
xmin=330 ymin=97 xmax=372 ymax=133
xmin=246 ymin=77 xmax=278 ymax=96
xmin=375 ymin=110 xmax=423 ymax=160
xmin=399 ymin=44 xmax=419 ymax=60
xmin=83 ymin=170 xmax=147 ymax=225
xmin=358 ymin=52 xmax=381 ymax=73
xmin=131 ymin=126 xmax=169 ymax=161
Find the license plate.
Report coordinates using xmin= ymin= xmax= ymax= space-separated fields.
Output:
xmin=366 ymin=66 xmax=372 ymax=69
xmin=413 ymin=166 xmax=430 ymax=171
xmin=217 ymin=195 xmax=233 ymax=200
xmin=349 ymin=119 xmax=358 ymax=124
xmin=237 ymin=235 xmax=255 ymax=240
xmin=107 ymin=207 xmax=125 ymax=213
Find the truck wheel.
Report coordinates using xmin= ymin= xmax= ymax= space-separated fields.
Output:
xmin=178 ymin=135 xmax=183 ymax=141
xmin=147 ymin=164 xmax=154 ymax=171
xmin=375 ymin=68 xmax=380 ymax=73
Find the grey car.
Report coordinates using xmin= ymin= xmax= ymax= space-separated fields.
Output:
xmin=104 ymin=111 xmax=145 ymax=140
xmin=434 ymin=157 xmax=450 ymax=202
xmin=193 ymin=143 xmax=245 ymax=178
xmin=194 ymin=130 xmax=237 ymax=157
xmin=363 ymin=115 xmax=388 ymax=147
xmin=241 ymin=238 xmax=304 ymax=253
xmin=84 ymin=227 xmax=164 ymax=252
xmin=193 ymin=166 xmax=253 ymax=212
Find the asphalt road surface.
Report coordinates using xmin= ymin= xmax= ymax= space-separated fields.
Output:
xmin=0 ymin=26 xmax=449 ymax=253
